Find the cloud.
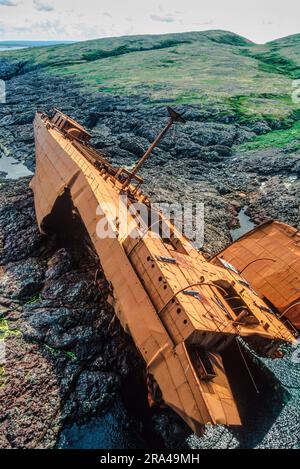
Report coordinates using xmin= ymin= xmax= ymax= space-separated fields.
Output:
xmin=1 ymin=18 xmax=109 ymax=40
xmin=33 ymin=0 xmax=54 ymax=12
xmin=0 ymin=0 xmax=19 ymax=6
xmin=0 ymin=0 xmax=298 ymax=44
xmin=0 ymin=19 xmax=64 ymax=35
xmin=192 ymin=19 xmax=214 ymax=26
xmin=150 ymin=14 xmax=175 ymax=23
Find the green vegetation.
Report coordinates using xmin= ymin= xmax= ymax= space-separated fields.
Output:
xmin=1 ymin=29 xmax=300 ymax=128
xmin=65 ymin=351 xmax=77 ymax=360
xmin=44 ymin=344 xmax=77 ymax=361
xmin=228 ymin=93 xmax=298 ymax=126
xmin=25 ymin=294 xmax=41 ymax=305
xmin=81 ymin=39 xmax=190 ymax=62
xmin=239 ymin=48 xmax=300 ymax=79
xmin=236 ymin=120 xmax=300 ymax=152
xmin=0 ymin=365 xmax=5 ymax=388
xmin=0 ymin=318 xmax=21 ymax=388
xmin=0 ymin=317 xmax=21 ymax=341
xmin=26 ymin=339 xmax=78 ymax=361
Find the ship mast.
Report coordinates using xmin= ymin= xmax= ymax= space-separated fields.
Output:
xmin=122 ymin=106 xmax=186 ymax=189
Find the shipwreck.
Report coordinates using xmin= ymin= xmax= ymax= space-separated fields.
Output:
xmin=30 ymin=107 xmax=297 ymax=436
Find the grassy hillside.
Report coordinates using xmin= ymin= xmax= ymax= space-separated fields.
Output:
xmin=236 ymin=120 xmax=300 ymax=152
xmin=1 ymin=30 xmax=300 ymax=129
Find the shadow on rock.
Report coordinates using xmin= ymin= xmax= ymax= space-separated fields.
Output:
xmin=0 ymin=178 xmax=164 ymax=449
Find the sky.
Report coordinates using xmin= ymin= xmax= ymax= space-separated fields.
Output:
xmin=0 ymin=0 xmax=299 ymax=44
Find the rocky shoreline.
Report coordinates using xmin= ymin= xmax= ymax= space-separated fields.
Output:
xmin=0 ymin=56 xmax=300 ymax=449
xmin=0 ymin=177 xmax=193 ymax=449
xmin=0 ymin=178 xmax=136 ymax=448
xmin=1 ymin=176 xmax=299 ymax=449
xmin=0 ymin=64 xmax=299 ymax=254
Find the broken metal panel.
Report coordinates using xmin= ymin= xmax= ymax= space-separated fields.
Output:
xmin=212 ymin=220 xmax=300 ymax=329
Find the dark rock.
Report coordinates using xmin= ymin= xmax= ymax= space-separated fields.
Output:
xmin=0 ymin=178 xmax=43 ymax=264
xmin=119 ymin=135 xmax=145 ymax=157
xmin=69 ymin=371 xmax=120 ymax=421
xmin=217 ymin=184 xmax=230 ymax=195
xmin=0 ymin=58 xmax=29 ymax=80
xmin=45 ymin=249 xmax=74 ymax=281
xmin=210 ymin=144 xmax=232 ymax=157
xmin=248 ymin=121 xmax=272 ymax=135
xmin=0 ymin=257 xmax=45 ymax=300
xmin=0 ymin=179 xmax=147 ymax=448
xmin=152 ymin=410 xmax=190 ymax=448
xmin=1 ymin=64 xmax=298 ymax=257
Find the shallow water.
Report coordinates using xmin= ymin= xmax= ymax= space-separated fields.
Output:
xmin=230 ymin=207 xmax=256 ymax=241
xmin=0 ymin=156 xmax=33 ymax=179
xmin=57 ymin=344 xmax=300 ymax=449
xmin=57 ymin=401 xmax=146 ymax=449
xmin=0 ymin=46 xmax=28 ymax=52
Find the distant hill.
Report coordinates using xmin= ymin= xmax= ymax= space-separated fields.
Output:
xmin=1 ymin=30 xmax=300 ymax=126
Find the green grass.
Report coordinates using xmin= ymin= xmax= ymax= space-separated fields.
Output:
xmin=239 ymin=47 xmax=300 ymax=79
xmin=0 ymin=317 xmax=21 ymax=341
xmin=0 ymin=318 xmax=21 ymax=389
xmin=44 ymin=344 xmax=77 ymax=361
xmin=0 ymin=365 xmax=5 ymax=388
xmin=25 ymin=294 xmax=41 ymax=305
xmin=228 ymin=94 xmax=298 ymax=126
xmin=236 ymin=120 xmax=300 ymax=152
xmin=1 ymin=29 xmax=300 ymax=125
xmin=0 ymin=308 xmax=76 ymax=390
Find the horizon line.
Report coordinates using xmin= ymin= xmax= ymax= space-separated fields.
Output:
xmin=0 ymin=28 xmax=300 ymax=46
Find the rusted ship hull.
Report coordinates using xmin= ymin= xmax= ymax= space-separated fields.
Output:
xmin=31 ymin=110 xmax=295 ymax=436
xmin=211 ymin=220 xmax=300 ymax=331
xmin=31 ymin=112 xmax=241 ymax=433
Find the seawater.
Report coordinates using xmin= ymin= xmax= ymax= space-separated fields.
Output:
xmin=0 ymin=156 xmax=33 ymax=179
xmin=230 ymin=207 xmax=256 ymax=241
xmin=58 ymin=345 xmax=300 ymax=449
xmin=0 ymin=46 xmax=28 ymax=51
xmin=57 ymin=401 xmax=146 ymax=449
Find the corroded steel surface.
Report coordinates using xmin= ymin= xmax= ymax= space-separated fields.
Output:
xmin=30 ymin=110 xmax=296 ymax=435
xmin=212 ymin=220 xmax=300 ymax=330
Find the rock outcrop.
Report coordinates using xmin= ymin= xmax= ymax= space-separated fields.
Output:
xmin=0 ymin=178 xmax=153 ymax=449
xmin=0 ymin=64 xmax=299 ymax=255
